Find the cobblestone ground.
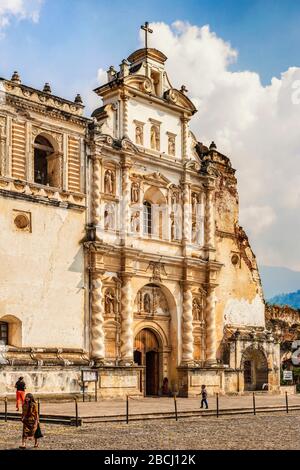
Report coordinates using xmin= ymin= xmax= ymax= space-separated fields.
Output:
xmin=1 ymin=412 xmax=300 ymax=450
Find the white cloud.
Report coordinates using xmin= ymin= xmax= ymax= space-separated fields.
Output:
xmin=0 ymin=0 xmax=43 ymax=35
xmin=144 ymin=21 xmax=300 ymax=270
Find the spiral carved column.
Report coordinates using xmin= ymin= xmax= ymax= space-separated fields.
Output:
xmin=121 ymin=159 xmax=131 ymax=240
xmin=122 ymin=94 xmax=129 ymax=138
xmin=91 ymin=273 xmax=105 ymax=361
xmin=205 ymin=187 xmax=215 ymax=249
xmin=120 ymin=276 xmax=133 ymax=364
xmin=92 ymin=156 xmax=101 ymax=226
xmin=182 ymin=182 xmax=191 ymax=243
xmin=205 ymin=286 xmax=217 ymax=365
xmin=181 ymin=284 xmax=194 ymax=364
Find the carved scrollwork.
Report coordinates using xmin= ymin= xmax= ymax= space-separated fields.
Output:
xmin=141 ymin=78 xmax=153 ymax=94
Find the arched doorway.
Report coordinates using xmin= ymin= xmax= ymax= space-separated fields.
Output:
xmin=134 ymin=328 xmax=160 ymax=396
xmin=242 ymin=346 xmax=268 ymax=391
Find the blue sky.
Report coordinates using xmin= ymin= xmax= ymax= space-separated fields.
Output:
xmin=1 ymin=0 xmax=300 ymax=277
xmin=0 ymin=0 xmax=300 ymax=101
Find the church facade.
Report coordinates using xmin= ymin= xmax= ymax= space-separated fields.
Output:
xmin=0 ymin=44 xmax=280 ymax=397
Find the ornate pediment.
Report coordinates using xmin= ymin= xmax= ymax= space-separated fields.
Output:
xmin=142 ymin=171 xmax=172 ymax=187
xmin=164 ymin=88 xmax=197 ymax=114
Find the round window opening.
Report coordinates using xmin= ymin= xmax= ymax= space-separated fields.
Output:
xmin=14 ymin=214 xmax=29 ymax=229
xmin=231 ymin=254 xmax=239 ymax=266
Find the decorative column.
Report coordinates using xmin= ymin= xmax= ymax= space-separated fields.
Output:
xmin=92 ymin=153 xmax=102 ymax=227
xmin=181 ymin=116 xmax=189 ymax=161
xmin=205 ymin=286 xmax=217 ymax=365
xmin=0 ymin=116 xmax=6 ymax=176
xmin=120 ymin=275 xmax=134 ymax=364
xmin=181 ymin=283 xmax=194 ymax=365
xmin=121 ymin=156 xmax=132 ymax=242
xmin=91 ymin=273 xmax=105 ymax=362
xmin=205 ymin=186 xmax=215 ymax=250
xmin=121 ymin=92 xmax=129 ymax=138
xmin=182 ymin=182 xmax=191 ymax=244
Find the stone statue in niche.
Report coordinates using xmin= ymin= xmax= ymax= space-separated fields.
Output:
xmin=131 ymin=182 xmax=140 ymax=203
xmin=193 ymin=298 xmax=203 ymax=322
xmin=150 ymin=125 xmax=160 ymax=151
xmin=143 ymin=293 xmax=151 ymax=313
xmin=135 ymin=125 xmax=143 ymax=145
xmin=104 ymin=169 xmax=115 ymax=194
xmin=171 ymin=191 xmax=179 ymax=211
xmin=104 ymin=203 xmax=115 ymax=230
xmin=105 ymin=289 xmax=115 ymax=315
xmin=192 ymin=193 xmax=199 ymax=216
xmin=168 ymin=136 xmax=175 ymax=156
xmin=192 ymin=221 xmax=201 ymax=244
xmin=131 ymin=211 xmax=140 ymax=233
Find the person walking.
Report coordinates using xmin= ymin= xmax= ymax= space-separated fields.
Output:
xmin=200 ymin=384 xmax=208 ymax=409
xmin=20 ymin=393 xmax=43 ymax=449
xmin=15 ymin=377 xmax=26 ymax=411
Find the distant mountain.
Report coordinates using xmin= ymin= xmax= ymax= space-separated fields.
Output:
xmin=259 ymin=265 xmax=300 ymax=299
xmin=268 ymin=290 xmax=300 ymax=309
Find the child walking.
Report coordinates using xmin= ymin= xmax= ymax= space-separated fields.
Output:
xmin=200 ymin=384 xmax=208 ymax=409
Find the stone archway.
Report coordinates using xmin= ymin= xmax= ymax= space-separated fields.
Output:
xmin=242 ymin=346 xmax=268 ymax=391
xmin=134 ymin=328 xmax=160 ymax=396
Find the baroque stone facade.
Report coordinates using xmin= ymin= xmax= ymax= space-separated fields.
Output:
xmin=0 ymin=44 xmax=280 ymax=397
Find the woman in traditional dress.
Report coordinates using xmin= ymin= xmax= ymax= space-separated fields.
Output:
xmin=20 ymin=393 xmax=40 ymax=449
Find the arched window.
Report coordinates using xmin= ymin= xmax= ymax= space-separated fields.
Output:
xmin=0 ymin=321 xmax=8 ymax=346
xmin=143 ymin=201 xmax=152 ymax=236
xmin=33 ymin=135 xmax=57 ymax=186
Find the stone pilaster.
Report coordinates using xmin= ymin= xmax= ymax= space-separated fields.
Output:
xmin=205 ymin=286 xmax=217 ymax=365
xmin=91 ymin=273 xmax=105 ymax=362
xmin=120 ymin=156 xmax=132 ymax=242
xmin=92 ymin=154 xmax=101 ymax=227
xmin=120 ymin=275 xmax=133 ymax=364
xmin=181 ymin=116 xmax=189 ymax=161
xmin=181 ymin=283 xmax=194 ymax=365
xmin=121 ymin=92 xmax=129 ymax=138
xmin=182 ymin=182 xmax=191 ymax=244
xmin=205 ymin=186 xmax=215 ymax=250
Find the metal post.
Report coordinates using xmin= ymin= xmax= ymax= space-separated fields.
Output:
xmin=126 ymin=395 xmax=129 ymax=424
xmin=95 ymin=380 xmax=97 ymax=403
xmin=285 ymin=391 xmax=289 ymax=414
xmin=253 ymin=392 xmax=256 ymax=416
xmin=4 ymin=397 xmax=7 ymax=422
xmin=174 ymin=394 xmax=178 ymax=421
xmin=83 ymin=382 xmax=85 ymax=402
xmin=216 ymin=393 xmax=219 ymax=418
xmin=74 ymin=398 xmax=78 ymax=427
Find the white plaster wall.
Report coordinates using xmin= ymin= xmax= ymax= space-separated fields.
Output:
xmin=127 ymin=100 xmax=182 ymax=158
xmin=0 ymin=198 xmax=85 ymax=348
xmin=223 ymin=294 xmax=265 ymax=327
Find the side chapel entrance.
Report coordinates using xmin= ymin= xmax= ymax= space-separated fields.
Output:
xmin=242 ymin=346 xmax=268 ymax=391
xmin=134 ymin=328 xmax=160 ymax=396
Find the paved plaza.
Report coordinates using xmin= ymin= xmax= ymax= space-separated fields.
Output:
xmin=1 ymin=412 xmax=300 ymax=450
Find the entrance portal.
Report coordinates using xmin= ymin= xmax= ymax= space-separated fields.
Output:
xmin=242 ymin=347 xmax=268 ymax=391
xmin=134 ymin=329 xmax=160 ymax=396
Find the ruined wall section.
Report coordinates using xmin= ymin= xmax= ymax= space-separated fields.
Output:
xmin=203 ymin=148 xmax=265 ymax=353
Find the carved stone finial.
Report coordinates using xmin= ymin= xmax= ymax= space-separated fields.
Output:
xmin=75 ymin=94 xmax=83 ymax=104
xmin=11 ymin=71 xmax=21 ymax=84
xmin=120 ymin=59 xmax=130 ymax=77
xmin=43 ymin=82 xmax=52 ymax=94
xmin=107 ymin=66 xmax=117 ymax=82
xmin=209 ymin=141 xmax=217 ymax=150
xmin=180 ymin=85 xmax=188 ymax=94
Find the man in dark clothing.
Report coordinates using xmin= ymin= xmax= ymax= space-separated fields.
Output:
xmin=200 ymin=384 xmax=208 ymax=409
xmin=15 ymin=377 xmax=26 ymax=411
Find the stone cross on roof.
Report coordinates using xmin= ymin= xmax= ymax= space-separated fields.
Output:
xmin=141 ymin=21 xmax=153 ymax=49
